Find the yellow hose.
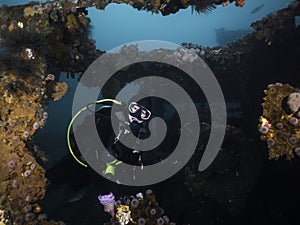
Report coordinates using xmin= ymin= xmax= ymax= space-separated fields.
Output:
xmin=67 ymin=99 xmax=122 ymax=167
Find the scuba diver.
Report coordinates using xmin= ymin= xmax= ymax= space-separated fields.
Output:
xmin=92 ymin=96 xmax=184 ymax=221
xmin=46 ymin=95 xmax=184 ymax=223
xmin=96 ymin=98 xmax=153 ymax=170
xmin=95 ymin=97 xmax=153 ymax=216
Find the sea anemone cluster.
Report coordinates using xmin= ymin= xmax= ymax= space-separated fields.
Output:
xmin=105 ymin=190 xmax=175 ymax=225
xmin=0 ymin=75 xmax=48 ymax=138
xmin=0 ymin=3 xmax=72 ymax=225
xmin=0 ymin=147 xmax=48 ymax=223
xmin=258 ymin=83 xmax=300 ymax=160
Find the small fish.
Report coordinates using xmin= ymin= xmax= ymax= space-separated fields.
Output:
xmin=251 ymin=3 xmax=264 ymax=14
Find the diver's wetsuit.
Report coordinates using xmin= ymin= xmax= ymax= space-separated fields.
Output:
xmin=96 ymin=99 xmax=153 ymax=168
xmin=94 ymin=97 xmax=185 ymax=220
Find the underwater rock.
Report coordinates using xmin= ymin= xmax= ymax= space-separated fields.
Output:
xmin=259 ymin=83 xmax=300 ymax=160
xmin=251 ymin=0 xmax=300 ymax=45
xmin=0 ymin=5 xmax=70 ymax=224
xmin=181 ymin=1 xmax=300 ymax=69
xmin=46 ymin=81 xmax=68 ymax=101
xmin=0 ymin=148 xmax=47 ymax=211
xmin=89 ymin=0 xmax=244 ymax=16
xmin=1 ymin=1 xmax=99 ymax=74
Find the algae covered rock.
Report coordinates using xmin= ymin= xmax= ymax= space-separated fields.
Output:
xmin=46 ymin=81 xmax=68 ymax=101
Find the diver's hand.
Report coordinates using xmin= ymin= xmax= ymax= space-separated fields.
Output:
xmin=103 ymin=201 xmax=115 ymax=217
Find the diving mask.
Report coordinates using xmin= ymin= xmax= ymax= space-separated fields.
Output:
xmin=128 ymin=102 xmax=151 ymax=121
